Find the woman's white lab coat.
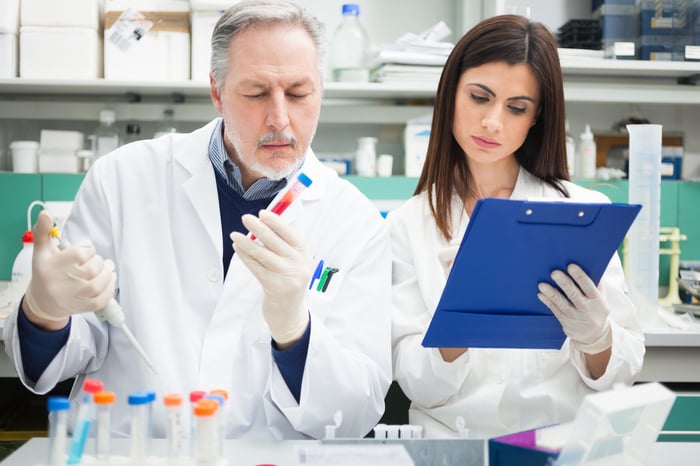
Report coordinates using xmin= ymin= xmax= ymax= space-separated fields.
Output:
xmin=388 ymin=168 xmax=645 ymax=439
xmin=4 ymin=119 xmax=392 ymax=440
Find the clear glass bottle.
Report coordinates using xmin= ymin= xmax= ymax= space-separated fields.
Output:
xmin=93 ymin=110 xmax=120 ymax=159
xmin=154 ymin=108 xmax=178 ymax=138
xmin=330 ymin=4 xmax=370 ymax=82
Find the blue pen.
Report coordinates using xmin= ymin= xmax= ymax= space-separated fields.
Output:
xmin=309 ymin=259 xmax=324 ymax=290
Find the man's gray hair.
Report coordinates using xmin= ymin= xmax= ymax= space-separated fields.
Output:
xmin=210 ymin=0 xmax=326 ymax=94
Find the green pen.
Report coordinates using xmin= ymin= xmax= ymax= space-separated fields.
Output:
xmin=316 ymin=267 xmax=331 ymax=292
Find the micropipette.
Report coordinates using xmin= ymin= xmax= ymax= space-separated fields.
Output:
xmin=249 ymin=172 xmax=313 ymax=240
xmin=50 ymin=227 xmax=158 ymax=375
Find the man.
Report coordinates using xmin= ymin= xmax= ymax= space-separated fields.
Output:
xmin=4 ymin=0 xmax=391 ymax=440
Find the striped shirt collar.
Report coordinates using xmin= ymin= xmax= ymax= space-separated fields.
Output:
xmin=208 ymin=118 xmax=302 ymax=200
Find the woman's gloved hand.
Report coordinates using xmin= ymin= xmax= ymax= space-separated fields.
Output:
xmin=231 ymin=210 xmax=313 ymax=346
xmin=23 ymin=210 xmax=116 ymax=328
xmin=537 ymin=263 xmax=612 ymax=354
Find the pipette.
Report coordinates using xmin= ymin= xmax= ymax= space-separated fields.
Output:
xmin=49 ymin=227 xmax=158 ymax=375
xmin=249 ymin=172 xmax=313 ymax=240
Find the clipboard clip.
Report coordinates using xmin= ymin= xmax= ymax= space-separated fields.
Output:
xmin=517 ymin=201 xmax=603 ymax=226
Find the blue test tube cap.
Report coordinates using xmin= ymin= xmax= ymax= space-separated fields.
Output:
xmin=204 ymin=394 xmax=225 ymax=406
xmin=297 ymin=172 xmax=312 ymax=188
xmin=128 ymin=391 xmax=152 ymax=406
xmin=47 ymin=396 xmax=71 ymax=412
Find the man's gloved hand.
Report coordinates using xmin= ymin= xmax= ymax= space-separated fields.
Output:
xmin=23 ymin=210 xmax=116 ymax=326
xmin=537 ymin=263 xmax=612 ymax=354
xmin=437 ymin=242 xmax=460 ymax=279
xmin=231 ymin=210 xmax=313 ymax=345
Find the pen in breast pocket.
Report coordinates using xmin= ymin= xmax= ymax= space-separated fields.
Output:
xmin=249 ymin=172 xmax=312 ymax=240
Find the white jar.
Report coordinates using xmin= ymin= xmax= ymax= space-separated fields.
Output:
xmin=355 ymin=137 xmax=377 ymax=176
xmin=9 ymin=140 xmax=39 ymax=173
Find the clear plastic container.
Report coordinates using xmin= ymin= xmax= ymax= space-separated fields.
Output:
xmin=93 ymin=390 xmax=115 ymax=462
xmin=11 ymin=230 xmax=33 ymax=289
xmin=330 ymin=4 xmax=370 ymax=82
xmin=577 ymin=124 xmax=596 ymax=179
xmin=626 ymin=124 xmax=663 ymax=325
xmin=47 ymin=396 xmax=70 ymax=466
xmin=355 ymin=136 xmax=377 ymax=176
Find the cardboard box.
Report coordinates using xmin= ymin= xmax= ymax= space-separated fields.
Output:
xmin=20 ymin=26 xmax=102 ymax=79
xmin=104 ymin=1 xmax=190 ymax=81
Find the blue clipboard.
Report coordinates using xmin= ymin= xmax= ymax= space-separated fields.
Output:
xmin=422 ymin=198 xmax=641 ymax=350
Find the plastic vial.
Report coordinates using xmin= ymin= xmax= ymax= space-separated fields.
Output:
xmin=204 ymin=393 xmax=226 ymax=457
xmin=93 ymin=390 xmax=115 ymax=462
xmin=128 ymin=391 xmax=151 ymax=463
xmin=163 ymin=393 xmax=185 ymax=460
xmin=154 ymin=108 xmax=178 ymax=138
xmin=330 ymin=4 xmax=370 ymax=82
xmin=11 ymin=230 xmax=33 ymax=290
xmin=577 ymin=123 xmax=597 ymax=179
xmin=565 ymin=120 xmax=576 ymax=178
xmin=94 ymin=110 xmax=120 ymax=159
xmin=47 ymin=396 xmax=71 ymax=466
xmin=192 ymin=399 xmax=219 ymax=466
xmin=355 ymin=137 xmax=377 ymax=176
xmin=66 ymin=378 xmax=103 ymax=465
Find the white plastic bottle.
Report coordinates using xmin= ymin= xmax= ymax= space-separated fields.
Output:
xmin=330 ymin=4 xmax=370 ymax=82
xmin=565 ymin=120 xmax=576 ymax=178
xmin=577 ymin=123 xmax=597 ymax=179
xmin=355 ymin=137 xmax=377 ymax=176
xmin=11 ymin=230 xmax=33 ymax=291
xmin=94 ymin=110 xmax=120 ymax=159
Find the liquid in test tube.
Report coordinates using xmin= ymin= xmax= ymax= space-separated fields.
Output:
xmin=163 ymin=393 xmax=185 ymax=460
xmin=94 ymin=391 xmax=116 ymax=462
xmin=67 ymin=378 xmax=104 ymax=465
xmin=47 ymin=396 xmax=71 ymax=466
xmin=249 ymin=172 xmax=312 ymax=240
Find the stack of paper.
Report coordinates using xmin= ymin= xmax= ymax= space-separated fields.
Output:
xmin=371 ymin=21 xmax=453 ymax=85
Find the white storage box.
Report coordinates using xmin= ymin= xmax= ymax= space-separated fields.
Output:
xmin=0 ymin=0 xmax=20 ymax=33
xmin=38 ymin=153 xmax=81 ymax=173
xmin=404 ymin=115 xmax=432 ymax=177
xmin=40 ymin=130 xmax=85 ymax=152
xmin=20 ymin=0 xmax=100 ymax=29
xmin=0 ymin=34 xmax=18 ymax=78
xmin=20 ymin=26 xmax=102 ymax=79
xmin=191 ymin=10 xmax=223 ymax=82
xmin=104 ymin=1 xmax=190 ymax=81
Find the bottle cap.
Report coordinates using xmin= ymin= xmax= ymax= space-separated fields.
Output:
xmin=297 ymin=172 xmax=312 ymax=187
xmin=21 ymin=230 xmax=33 ymax=243
xmin=164 ymin=393 xmax=183 ymax=407
xmin=128 ymin=391 xmax=151 ymax=406
xmin=190 ymin=390 xmax=206 ymax=403
xmin=94 ymin=391 xmax=116 ymax=405
xmin=47 ymin=396 xmax=71 ymax=411
xmin=99 ymin=110 xmax=116 ymax=124
xmin=342 ymin=4 xmax=360 ymax=15
xmin=193 ymin=399 xmax=218 ymax=416
xmin=83 ymin=378 xmax=104 ymax=394
xmin=209 ymin=389 xmax=229 ymax=401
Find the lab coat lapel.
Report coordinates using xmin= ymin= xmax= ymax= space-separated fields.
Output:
xmin=175 ymin=120 xmax=224 ymax=257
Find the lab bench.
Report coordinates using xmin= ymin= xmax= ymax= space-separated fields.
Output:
xmin=1 ymin=437 xmax=699 ymax=466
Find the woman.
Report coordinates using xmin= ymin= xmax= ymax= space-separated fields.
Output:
xmin=388 ymin=15 xmax=645 ymax=439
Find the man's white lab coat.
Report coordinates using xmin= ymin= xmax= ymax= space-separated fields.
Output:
xmin=389 ymin=168 xmax=645 ymax=439
xmin=4 ymin=119 xmax=392 ymax=440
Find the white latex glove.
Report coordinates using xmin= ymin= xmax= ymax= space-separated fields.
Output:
xmin=231 ymin=210 xmax=313 ymax=345
xmin=437 ymin=242 xmax=460 ymax=279
xmin=23 ymin=210 xmax=116 ymax=325
xmin=537 ymin=263 xmax=612 ymax=354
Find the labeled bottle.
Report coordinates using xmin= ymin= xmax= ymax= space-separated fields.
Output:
xmin=577 ymin=123 xmax=597 ymax=179
xmin=11 ymin=230 xmax=33 ymax=291
xmin=355 ymin=137 xmax=377 ymax=176
xmin=330 ymin=4 xmax=370 ymax=82
xmin=565 ymin=120 xmax=576 ymax=178
xmin=154 ymin=108 xmax=178 ymax=138
xmin=93 ymin=110 xmax=120 ymax=159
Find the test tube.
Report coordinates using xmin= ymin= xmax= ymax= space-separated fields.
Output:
xmin=128 ymin=391 xmax=151 ymax=463
xmin=47 ymin=396 xmax=70 ymax=466
xmin=163 ymin=393 xmax=185 ymax=460
xmin=192 ymin=399 xmax=219 ymax=465
xmin=189 ymin=390 xmax=207 ymax=455
xmin=67 ymin=378 xmax=104 ymax=465
xmin=93 ymin=390 xmax=115 ymax=462
xmin=204 ymin=394 xmax=225 ymax=456
xmin=249 ymin=172 xmax=312 ymax=240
